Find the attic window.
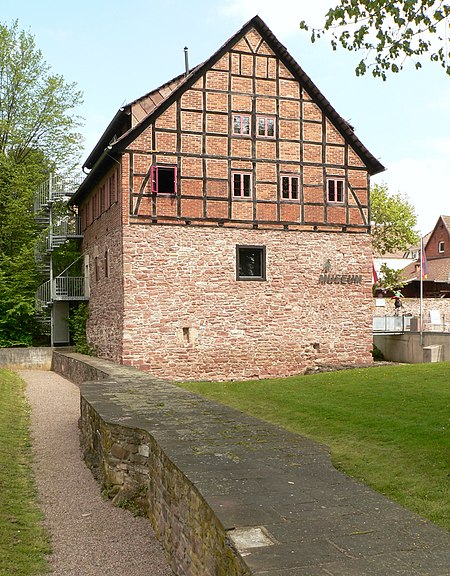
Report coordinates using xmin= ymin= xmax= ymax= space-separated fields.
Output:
xmin=257 ymin=116 xmax=275 ymax=138
xmin=232 ymin=114 xmax=250 ymax=136
xmin=439 ymin=241 xmax=444 ymax=253
xmin=151 ymin=165 xmax=177 ymax=195
xmin=327 ymin=178 xmax=345 ymax=203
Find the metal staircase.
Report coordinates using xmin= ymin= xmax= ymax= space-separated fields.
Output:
xmin=34 ymin=173 xmax=89 ymax=345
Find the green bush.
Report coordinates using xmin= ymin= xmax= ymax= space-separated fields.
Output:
xmin=69 ymin=303 xmax=90 ymax=354
xmin=372 ymin=345 xmax=384 ymax=361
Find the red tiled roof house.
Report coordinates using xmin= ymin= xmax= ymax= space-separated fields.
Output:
xmin=69 ymin=16 xmax=384 ymax=380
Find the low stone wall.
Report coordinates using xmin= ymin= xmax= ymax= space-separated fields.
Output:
xmin=54 ymin=351 xmax=251 ymax=576
xmin=51 ymin=350 xmax=450 ymax=576
xmin=0 ymin=347 xmax=54 ymax=370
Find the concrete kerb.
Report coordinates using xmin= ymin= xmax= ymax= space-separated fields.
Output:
xmin=50 ymin=350 xmax=450 ymax=576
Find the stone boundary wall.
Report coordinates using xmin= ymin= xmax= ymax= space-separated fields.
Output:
xmin=0 ymin=347 xmax=54 ymax=370
xmin=51 ymin=351 xmax=450 ymax=576
xmin=52 ymin=351 xmax=251 ymax=576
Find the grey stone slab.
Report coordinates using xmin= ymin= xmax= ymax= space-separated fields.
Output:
xmin=242 ymin=539 xmax=345 ymax=571
xmin=76 ymin=359 xmax=450 ymax=576
xmin=207 ymin=495 xmax=285 ymax=529
xmin=317 ymin=554 xmax=425 ymax=576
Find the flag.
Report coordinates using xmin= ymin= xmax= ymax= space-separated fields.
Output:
xmin=421 ymin=243 xmax=428 ymax=280
xmin=372 ymin=259 xmax=379 ymax=284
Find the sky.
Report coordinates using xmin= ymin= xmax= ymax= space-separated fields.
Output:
xmin=2 ymin=0 xmax=449 ymax=235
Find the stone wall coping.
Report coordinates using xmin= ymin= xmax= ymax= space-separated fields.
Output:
xmin=53 ymin=351 xmax=450 ymax=575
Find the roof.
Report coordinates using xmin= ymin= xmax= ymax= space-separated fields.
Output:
xmin=70 ymin=15 xmax=385 ymax=206
xmin=402 ymin=257 xmax=450 ymax=283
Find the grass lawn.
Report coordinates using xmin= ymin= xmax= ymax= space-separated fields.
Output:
xmin=0 ymin=369 xmax=50 ymax=576
xmin=181 ymin=362 xmax=450 ymax=531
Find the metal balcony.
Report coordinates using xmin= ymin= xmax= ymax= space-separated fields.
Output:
xmin=35 ymin=276 xmax=89 ymax=305
xmin=34 ymin=173 xmax=84 ymax=213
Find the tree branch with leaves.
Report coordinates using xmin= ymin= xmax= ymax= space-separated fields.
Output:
xmin=300 ymin=0 xmax=450 ymax=79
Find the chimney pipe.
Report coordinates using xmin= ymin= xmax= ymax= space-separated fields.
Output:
xmin=184 ymin=46 xmax=189 ymax=77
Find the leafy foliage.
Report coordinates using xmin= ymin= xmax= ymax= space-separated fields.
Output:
xmin=300 ymin=1 xmax=450 ymax=79
xmin=0 ymin=154 xmax=48 ymax=346
xmin=0 ymin=21 xmax=84 ymax=347
xmin=376 ymin=263 xmax=409 ymax=292
xmin=370 ymin=183 xmax=419 ymax=256
xmin=0 ymin=20 xmax=83 ymax=169
xmin=68 ymin=303 xmax=91 ymax=355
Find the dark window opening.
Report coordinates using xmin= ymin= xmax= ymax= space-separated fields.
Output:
xmin=327 ymin=178 xmax=345 ymax=203
xmin=104 ymin=250 xmax=109 ymax=278
xmin=439 ymin=241 xmax=445 ymax=253
xmin=233 ymin=172 xmax=251 ymax=198
xmin=236 ymin=245 xmax=266 ymax=281
xmin=151 ymin=165 xmax=177 ymax=195
xmin=282 ymin=175 xmax=299 ymax=200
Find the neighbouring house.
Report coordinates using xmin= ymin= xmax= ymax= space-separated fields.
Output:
xmin=401 ymin=215 xmax=450 ymax=298
xmin=68 ymin=16 xmax=384 ymax=381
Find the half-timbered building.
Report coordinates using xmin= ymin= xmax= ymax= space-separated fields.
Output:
xmin=69 ymin=16 xmax=384 ymax=380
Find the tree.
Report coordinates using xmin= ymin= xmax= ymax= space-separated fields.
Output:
xmin=370 ymin=183 xmax=419 ymax=256
xmin=0 ymin=21 xmax=84 ymax=346
xmin=0 ymin=20 xmax=83 ymax=169
xmin=300 ymin=1 xmax=450 ymax=79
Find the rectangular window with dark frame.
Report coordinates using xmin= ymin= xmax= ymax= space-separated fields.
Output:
xmin=233 ymin=172 xmax=252 ymax=198
xmin=257 ymin=116 xmax=275 ymax=138
xmin=281 ymin=175 xmax=300 ymax=200
xmin=327 ymin=178 xmax=345 ymax=203
xmin=232 ymin=114 xmax=250 ymax=136
xmin=150 ymin=165 xmax=177 ymax=195
xmin=236 ymin=245 xmax=266 ymax=281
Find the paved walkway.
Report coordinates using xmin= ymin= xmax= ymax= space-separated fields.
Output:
xmin=21 ymin=370 xmax=172 ymax=576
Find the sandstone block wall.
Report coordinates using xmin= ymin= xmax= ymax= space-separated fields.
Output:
xmin=119 ymin=225 xmax=373 ymax=380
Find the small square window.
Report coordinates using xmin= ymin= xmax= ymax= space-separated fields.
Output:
xmin=236 ymin=245 xmax=266 ymax=281
xmin=281 ymin=175 xmax=300 ymax=200
xmin=438 ymin=241 xmax=445 ymax=253
xmin=232 ymin=172 xmax=252 ymax=198
xmin=232 ymin=114 xmax=251 ymax=136
xmin=151 ymin=165 xmax=177 ymax=195
xmin=327 ymin=178 xmax=345 ymax=203
xmin=257 ymin=116 xmax=275 ymax=138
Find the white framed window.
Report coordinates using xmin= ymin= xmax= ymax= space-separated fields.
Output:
xmin=232 ymin=114 xmax=251 ymax=136
xmin=281 ymin=175 xmax=300 ymax=200
xmin=327 ymin=178 xmax=345 ymax=203
xmin=257 ymin=116 xmax=275 ymax=138
xmin=438 ymin=241 xmax=445 ymax=253
xmin=232 ymin=172 xmax=252 ymax=198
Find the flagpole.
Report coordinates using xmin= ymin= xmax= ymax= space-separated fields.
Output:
xmin=420 ymin=236 xmax=424 ymax=346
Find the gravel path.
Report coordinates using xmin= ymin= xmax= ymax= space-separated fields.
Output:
xmin=20 ymin=370 xmax=173 ymax=576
